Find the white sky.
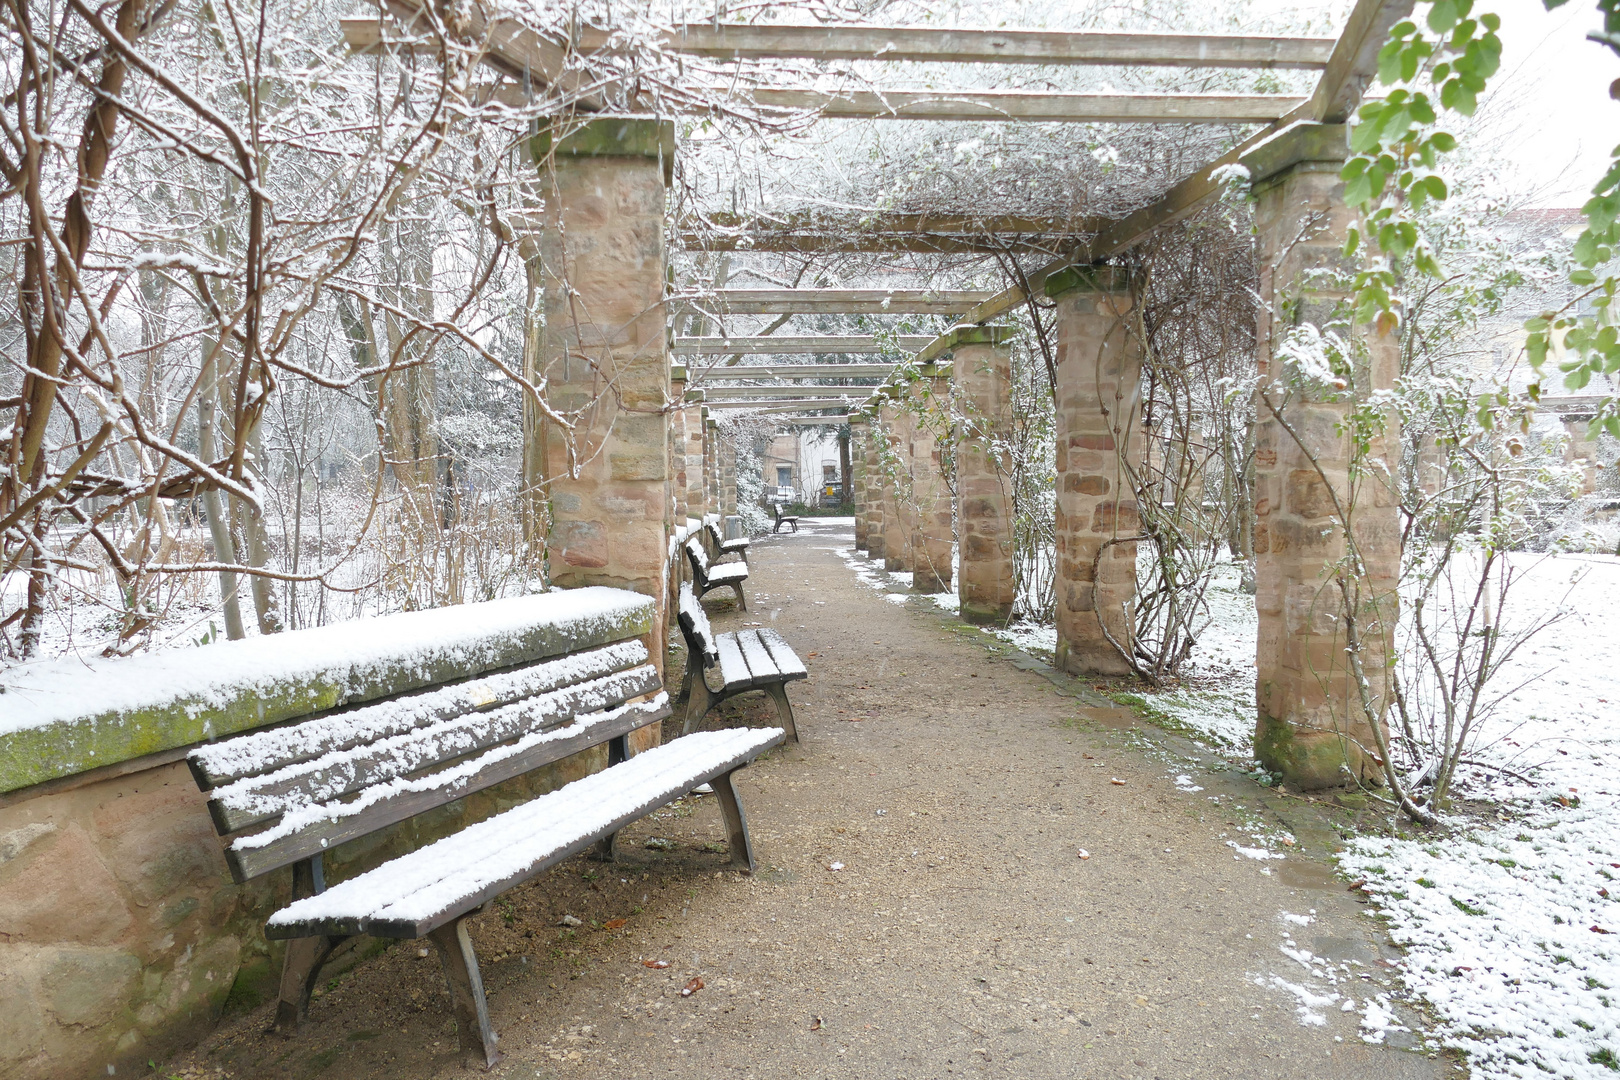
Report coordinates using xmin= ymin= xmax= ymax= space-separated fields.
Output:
xmin=1470 ymin=0 xmax=1619 ymax=207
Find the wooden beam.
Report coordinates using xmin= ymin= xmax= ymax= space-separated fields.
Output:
xmin=693 ymin=364 xmax=898 ymax=379
xmin=746 ymin=89 xmax=1306 ymax=124
xmin=672 ymin=336 xmax=929 ymax=355
xmin=702 ymin=385 xmax=879 ymax=400
xmin=1308 ymin=0 xmax=1417 ymax=123
xmin=687 ymin=289 xmax=994 ymax=315
xmin=578 ymin=24 xmax=1337 ymax=69
xmin=706 ymin=397 xmax=863 ymax=409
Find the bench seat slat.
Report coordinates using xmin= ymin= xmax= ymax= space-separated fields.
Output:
xmin=224 ymin=695 xmax=670 ymax=884
xmin=756 ymin=629 xmax=808 ymax=680
xmin=209 ymin=665 xmax=662 ymax=835
xmin=188 ymin=640 xmax=650 ymax=790
xmin=714 ymin=634 xmax=753 ymax=692
xmin=705 ymin=563 xmax=748 ymax=586
xmin=735 ymin=631 xmax=780 ymax=683
xmin=265 ymin=727 xmax=785 ymax=940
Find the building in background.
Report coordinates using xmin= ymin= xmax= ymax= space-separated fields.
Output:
xmin=759 ymin=427 xmax=843 ymax=506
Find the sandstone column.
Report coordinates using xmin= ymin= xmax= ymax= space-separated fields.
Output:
xmin=684 ymin=392 xmax=705 ymax=525
xmin=950 ymin=326 xmax=1017 ymax=623
xmin=850 ymin=413 xmax=870 ymax=551
xmin=863 ymin=408 xmax=886 ymax=561
xmin=1245 ymin=124 xmax=1399 ymax=790
xmin=1048 ymin=266 xmax=1141 ymax=677
xmin=536 ymin=117 xmax=673 ymax=699
xmin=879 ymin=397 xmax=912 ymax=573
xmin=720 ymin=436 xmax=738 ymax=538
xmin=670 ymin=367 xmax=689 ymax=524
xmin=703 ymin=415 xmax=719 ymax=522
xmin=907 ymin=365 xmax=953 ymax=594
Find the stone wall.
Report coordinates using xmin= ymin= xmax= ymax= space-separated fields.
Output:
xmin=906 ymin=371 xmax=954 ymax=594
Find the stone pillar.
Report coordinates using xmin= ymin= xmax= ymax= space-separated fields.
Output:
xmin=670 ymin=367 xmax=688 ymax=524
xmin=720 ymin=436 xmax=738 ymax=538
xmin=850 ymin=413 xmax=870 ymax=550
xmin=950 ymin=326 xmax=1017 ymax=623
xmin=703 ymin=416 xmax=719 ymax=521
xmin=1048 ymin=266 xmax=1141 ymax=677
xmin=863 ymin=412 xmax=886 ymax=561
xmin=684 ymin=393 xmax=705 ymax=524
xmin=907 ymin=366 xmax=953 ymax=594
xmin=1244 ymin=124 xmax=1399 ymax=790
xmin=879 ymin=399 xmax=912 ymax=573
xmin=536 ymin=117 xmax=674 ymax=700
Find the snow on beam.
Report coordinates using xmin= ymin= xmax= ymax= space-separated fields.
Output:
xmin=702 ymin=386 xmax=878 ymax=400
xmin=747 ymin=89 xmax=1308 ymax=124
xmin=693 ymin=364 xmax=899 ymax=379
xmin=0 ymin=588 xmax=656 ymax=795
xmin=578 ymin=24 xmax=1337 ymax=69
xmin=683 ymin=289 xmax=994 ymax=315
xmin=671 ymin=336 xmax=930 ymax=355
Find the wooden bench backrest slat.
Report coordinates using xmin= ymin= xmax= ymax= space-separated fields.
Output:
xmin=189 ymin=640 xmax=650 ymax=790
xmin=225 ymin=695 xmax=669 ymax=883
xmin=209 ymin=665 xmax=662 ymax=836
xmin=684 ymin=537 xmax=710 ymax=575
xmin=676 ymin=584 xmax=719 ymax=664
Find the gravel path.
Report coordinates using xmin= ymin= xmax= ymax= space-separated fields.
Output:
xmin=170 ymin=519 xmax=1444 ymax=1080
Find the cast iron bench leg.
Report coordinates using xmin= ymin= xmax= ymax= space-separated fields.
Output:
xmin=273 ymin=856 xmax=347 ymax=1034
xmin=731 ymin=581 xmax=747 ymax=611
xmin=429 ymin=912 xmax=502 ymax=1069
xmin=710 ymin=768 xmax=757 ymax=873
xmin=764 ymin=682 xmax=799 ymax=744
xmin=683 ymin=678 xmax=717 ymax=735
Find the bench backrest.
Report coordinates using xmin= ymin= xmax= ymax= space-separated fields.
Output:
xmin=191 ymin=639 xmax=668 ymax=884
xmin=676 ymin=583 xmax=719 ymax=666
xmin=704 ymin=521 xmax=725 ymax=549
xmin=684 ymin=536 xmax=711 ymax=578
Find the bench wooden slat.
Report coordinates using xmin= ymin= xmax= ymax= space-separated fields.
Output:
xmin=264 ymin=726 xmax=785 ymax=940
xmin=706 ymin=563 xmax=748 ymax=586
xmin=736 ymin=630 xmax=781 ymax=683
xmin=714 ymin=634 xmax=753 ymax=692
xmin=209 ymin=665 xmax=662 ymax=835
xmin=188 ymin=640 xmax=650 ymax=790
xmin=756 ymin=629 xmax=808 ymax=680
xmin=224 ymin=696 xmax=670 ymax=884
xmin=677 ymin=585 xmax=719 ymax=663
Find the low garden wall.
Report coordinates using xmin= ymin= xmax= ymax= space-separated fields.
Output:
xmin=0 ymin=588 xmax=656 ymax=1078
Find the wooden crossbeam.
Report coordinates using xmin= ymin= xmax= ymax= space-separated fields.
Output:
xmin=577 ymin=24 xmax=1336 ymax=69
xmin=693 ymin=363 xmax=898 ymax=379
xmin=701 ymin=385 xmax=879 ymax=400
xmin=672 ymin=336 xmax=929 ymax=355
xmin=685 ymin=289 xmax=993 ymax=315
xmin=746 ymin=89 xmax=1306 ymax=124
xmin=706 ymin=396 xmax=863 ymax=408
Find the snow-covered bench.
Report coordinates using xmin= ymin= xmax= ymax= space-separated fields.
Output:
xmin=185 ymin=590 xmax=782 ymax=1068
xmin=684 ymin=536 xmax=749 ymax=610
xmin=677 ymin=584 xmax=805 ymax=741
xmin=703 ymin=519 xmax=750 ymax=566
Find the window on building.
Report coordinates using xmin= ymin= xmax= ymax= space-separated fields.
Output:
xmin=777 ymin=466 xmax=792 ymax=487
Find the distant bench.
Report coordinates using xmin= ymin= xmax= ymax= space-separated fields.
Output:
xmin=184 ymin=589 xmax=782 ymax=1068
xmin=772 ymin=503 xmax=799 ymax=533
xmin=704 ymin=520 xmax=750 ymax=566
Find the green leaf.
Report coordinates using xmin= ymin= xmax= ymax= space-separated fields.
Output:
xmin=1345 ymin=170 xmax=1373 ymax=206
xmin=1428 ymin=0 xmax=1460 ymax=33
xmin=1565 ymin=365 xmax=1592 ymax=390
xmin=1431 ymin=132 xmax=1458 ymax=152
xmin=1572 ymin=269 xmax=1598 ymax=285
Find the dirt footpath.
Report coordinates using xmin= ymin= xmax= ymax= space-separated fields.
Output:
xmin=169 ymin=519 xmax=1444 ymax=1080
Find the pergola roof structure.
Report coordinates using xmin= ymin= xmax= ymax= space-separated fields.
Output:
xmin=345 ymin=0 xmax=1412 ymax=423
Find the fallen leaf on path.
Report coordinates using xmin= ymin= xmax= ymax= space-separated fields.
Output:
xmin=1110 ymin=778 xmax=1127 ymax=786
xmin=810 ymin=1017 xmax=823 ymax=1031
xmin=603 ymin=918 xmax=627 ymax=930
xmin=807 ymin=651 xmax=821 ymax=658
xmin=1346 ymin=879 xmax=1369 ymax=892
xmin=1083 ymin=754 xmax=1095 ymax=760
xmin=681 ymin=977 xmax=705 ymax=997
xmin=1593 ymin=925 xmax=1613 ymax=934
xmin=643 ymin=959 xmax=670 ymax=969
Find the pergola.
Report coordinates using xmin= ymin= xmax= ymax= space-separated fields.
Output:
xmin=347 ymin=0 xmax=1415 ymax=792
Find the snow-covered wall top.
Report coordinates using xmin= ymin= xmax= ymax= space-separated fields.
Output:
xmin=0 ymin=587 xmax=656 ymax=795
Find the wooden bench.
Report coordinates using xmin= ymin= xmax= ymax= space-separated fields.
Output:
xmin=186 ymin=595 xmax=782 ymax=1068
xmin=704 ymin=520 xmax=750 ymax=566
xmin=772 ymin=503 xmax=800 ymax=533
xmin=676 ymin=583 xmax=806 ymax=741
xmin=684 ymin=536 xmax=748 ymax=611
